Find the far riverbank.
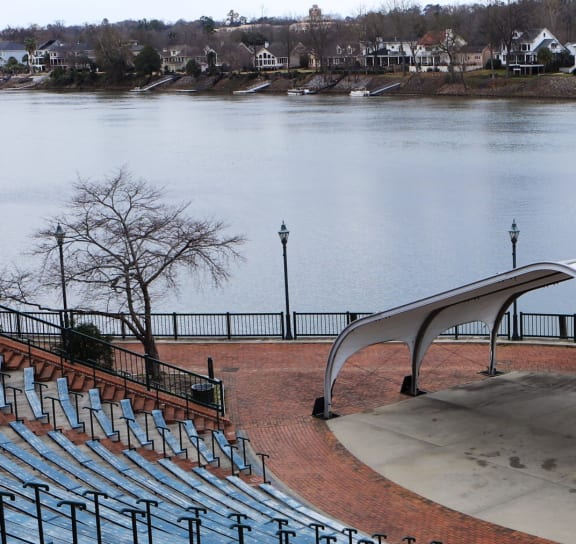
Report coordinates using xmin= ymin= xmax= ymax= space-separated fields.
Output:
xmin=3 ymin=70 xmax=576 ymax=99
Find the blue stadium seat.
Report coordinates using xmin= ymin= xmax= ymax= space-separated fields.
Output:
xmin=23 ymin=367 xmax=48 ymax=420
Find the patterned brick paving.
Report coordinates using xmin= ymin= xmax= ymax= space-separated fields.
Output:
xmin=149 ymin=339 xmax=576 ymax=544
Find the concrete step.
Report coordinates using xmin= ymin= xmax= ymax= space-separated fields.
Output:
xmin=4 ymin=351 xmax=27 ymax=371
xmin=34 ymin=361 xmax=60 ymax=382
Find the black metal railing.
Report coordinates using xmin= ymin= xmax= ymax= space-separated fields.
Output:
xmin=520 ymin=312 xmax=576 ymax=340
xmin=0 ymin=305 xmax=225 ymax=414
xmin=2 ymin=308 xmax=576 ymax=342
xmin=293 ymin=312 xmax=373 ymax=337
xmin=1 ymin=311 xmax=284 ymax=340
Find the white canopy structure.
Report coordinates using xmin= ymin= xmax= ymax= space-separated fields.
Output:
xmin=321 ymin=260 xmax=576 ymax=419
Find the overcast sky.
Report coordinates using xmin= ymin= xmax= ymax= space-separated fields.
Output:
xmin=2 ymin=1 xmax=396 ymax=28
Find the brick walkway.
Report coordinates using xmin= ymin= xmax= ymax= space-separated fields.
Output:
xmin=151 ymin=340 xmax=575 ymax=544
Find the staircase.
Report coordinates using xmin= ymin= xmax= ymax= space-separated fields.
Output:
xmin=0 ymin=336 xmax=231 ymax=436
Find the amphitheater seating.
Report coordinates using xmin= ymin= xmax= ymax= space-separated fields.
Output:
xmin=0 ymin=419 xmax=372 ymax=544
xmin=0 ymin=340 xmax=374 ymax=544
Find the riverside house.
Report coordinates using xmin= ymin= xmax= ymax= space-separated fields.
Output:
xmin=0 ymin=42 xmax=27 ymax=67
xmin=496 ymin=27 xmax=567 ymax=74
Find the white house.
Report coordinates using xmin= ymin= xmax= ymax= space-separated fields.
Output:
xmin=362 ymin=40 xmax=415 ymax=70
xmin=0 ymin=42 xmax=27 ymax=67
xmin=413 ymin=29 xmax=467 ymax=71
xmin=161 ymin=45 xmax=218 ymax=73
xmin=237 ymin=42 xmax=288 ymax=70
xmin=496 ymin=28 xmax=567 ymax=70
xmin=31 ymin=40 xmax=67 ymax=71
xmin=254 ymin=44 xmax=288 ymax=70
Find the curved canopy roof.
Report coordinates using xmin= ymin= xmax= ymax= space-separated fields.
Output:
xmin=322 ymin=260 xmax=576 ymax=419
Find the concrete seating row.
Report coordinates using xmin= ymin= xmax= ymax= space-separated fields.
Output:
xmin=0 ymin=446 xmax=136 ymax=543
xmin=0 ymin=427 xmax=225 ymax=543
xmin=3 ymin=415 xmax=372 ymax=544
xmin=14 ymin=369 xmax=236 ymax=476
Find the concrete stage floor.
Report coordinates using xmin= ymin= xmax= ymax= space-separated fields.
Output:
xmin=328 ymin=371 xmax=576 ymax=544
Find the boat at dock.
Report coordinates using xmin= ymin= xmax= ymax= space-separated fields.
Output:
xmin=349 ymin=88 xmax=370 ymax=97
xmin=287 ymin=88 xmax=312 ymax=96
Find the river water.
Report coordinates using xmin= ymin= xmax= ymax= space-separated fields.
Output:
xmin=1 ymin=90 xmax=576 ymax=315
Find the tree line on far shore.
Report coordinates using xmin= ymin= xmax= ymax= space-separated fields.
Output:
xmin=2 ymin=0 xmax=576 ymax=81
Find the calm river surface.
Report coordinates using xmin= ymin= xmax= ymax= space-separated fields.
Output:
xmin=1 ymin=90 xmax=576 ymax=314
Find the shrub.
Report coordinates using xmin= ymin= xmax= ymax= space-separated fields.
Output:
xmin=185 ymin=59 xmax=202 ymax=77
xmin=485 ymin=58 xmax=502 ymax=70
xmin=65 ymin=322 xmax=114 ymax=370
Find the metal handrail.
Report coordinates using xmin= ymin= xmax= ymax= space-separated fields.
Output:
xmin=0 ymin=304 xmax=225 ymax=414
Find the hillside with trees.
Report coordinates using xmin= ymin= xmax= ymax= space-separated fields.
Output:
xmin=1 ymin=1 xmax=575 ymax=90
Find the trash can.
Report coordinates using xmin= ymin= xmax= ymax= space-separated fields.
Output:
xmin=191 ymin=383 xmax=215 ymax=404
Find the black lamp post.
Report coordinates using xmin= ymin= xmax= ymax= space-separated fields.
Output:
xmin=509 ymin=219 xmax=520 ymax=340
xmin=278 ymin=222 xmax=293 ymax=340
xmin=54 ymin=223 xmax=69 ymax=328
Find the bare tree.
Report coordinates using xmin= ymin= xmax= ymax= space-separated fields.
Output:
xmin=437 ymin=28 xmax=466 ymax=82
xmin=359 ymin=11 xmax=388 ymax=72
xmin=92 ymin=23 xmax=132 ymax=82
xmin=386 ymin=1 xmax=423 ymax=73
xmin=491 ymin=0 xmax=528 ymax=77
xmin=275 ymin=24 xmax=296 ymax=70
xmin=0 ymin=268 xmax=33 ymax=305
xmin=307 ymin=8 xmax=333 ymax=73
xmin=33 ymin=169 xmax=245 ymax=362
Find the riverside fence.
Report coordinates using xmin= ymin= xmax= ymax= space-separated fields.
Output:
xmin=1 ymin=309 xmax=575 ymax=342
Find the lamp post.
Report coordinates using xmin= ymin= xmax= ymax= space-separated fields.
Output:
xmin=54 ymin=223 xmax=69 ymax=328
xmin=509 ymin=219 xmax=520 ymax=340
xmin=278 ymin=222 xmax=293 ymax=340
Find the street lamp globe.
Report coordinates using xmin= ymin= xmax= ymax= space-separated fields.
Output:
xmin=54 ymin=223 xmax=65 ymax=245
xmin=509 ymin=219 xmax=520 ymax=245
xmin=278 ymin=221 xmax=289 ymax=245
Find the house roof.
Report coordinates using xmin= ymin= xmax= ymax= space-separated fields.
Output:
xmin=0 ymin=42 xmax=25 ymax=51
xmin=514 ymin=28 xmax=558 ymax=43
xmin=266 ymin=42 xmax=287 ymax=56
xmin=533 ymin=38 xmax=554 ymax=53
xmin=418 ymin=30 xmax=447 ymax=46
xmin=519 ymin=28 xmax=548 ymax=41
xmin=37 ymin=40 xmax=58 ymax=51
